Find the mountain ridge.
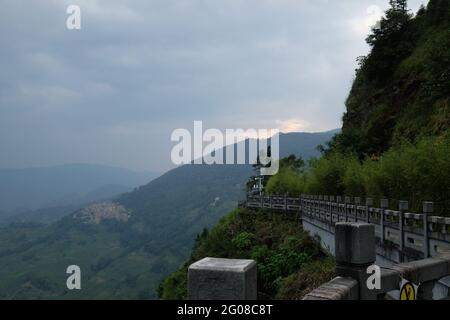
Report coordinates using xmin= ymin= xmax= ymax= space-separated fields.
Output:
xmin=0 ymin=129 xmax=338 ymax=299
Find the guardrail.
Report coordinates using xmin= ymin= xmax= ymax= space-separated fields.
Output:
xmin=245 ymin=194 xmax=450 ymax=261
xmin=304 ymin=222 xmax=450 ymax=300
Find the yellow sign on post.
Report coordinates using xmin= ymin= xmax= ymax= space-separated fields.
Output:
xmin=399 ymin=279 xmax=419 ymax=300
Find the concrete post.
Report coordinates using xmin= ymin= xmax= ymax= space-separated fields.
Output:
xmin=355 ymin=197 xmax=361 ymax=222
xmin=345 ymin=196 xmax=350 ymax=222
xmin=398 ymin=201 xmax=408 ymax=263
xmin=329 ymin=196 xmax=335 ymax=224
xmin=423 ymin=202 xmax=433 ymax=259
xmin=188 ymin=257 xmax=257 ymax=300
xmin=335 ymin=223 xmax=376 ymax=300
xmin=366 ymin=198 xmax=373 ymax=223
xmin=380 ymin=199 xmax=388 ymax=243
xmin=337 ymin=196 xmax=342 ymax=222
xmin=326 ymin=195 xmax=332 ymax=224
xmin=299 ymin=195 xmax=302 ymax=215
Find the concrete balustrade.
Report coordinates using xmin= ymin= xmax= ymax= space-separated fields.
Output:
xmin=186 ymin=224 xmax=450 ymax=300
xmin=237 ymin=195 xmax=450 ymax=300
xmin=303 ymin=277 xmax=358 ymax=300
xmin=246 ymin=194 xmax=450 ymax=263
xmin=302 ymin=221 xmax=450 ymax=300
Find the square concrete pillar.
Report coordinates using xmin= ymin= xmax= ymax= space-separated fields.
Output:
xmin=335 ymin=223 xmax=376 ymax=300
xmin=335 ymin=222 xmax=375 ymax=265
xmin=188 ymin=257 xmax=257 ymax=300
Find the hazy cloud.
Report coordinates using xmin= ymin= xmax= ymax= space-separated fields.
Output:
xmin=0 ymin=0 xmax=428 ymax=172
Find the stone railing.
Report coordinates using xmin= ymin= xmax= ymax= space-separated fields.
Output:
xmin=246 ymin=194 xmax=450 ymax=262
xmin=186 ymin=222 xmax=450 ymax=300
xmin=304 ymin=222 xmax=450 ymax=300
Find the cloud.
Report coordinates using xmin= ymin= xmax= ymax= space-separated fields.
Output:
xmin=276 ymin=118 xmax=311 ymax=133
xmin=348 ymin=5 xmax=384 ymax=37
xmin=0 ymin=0 xmax=429 ymax=172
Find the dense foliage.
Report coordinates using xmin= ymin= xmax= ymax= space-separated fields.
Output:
xmin=266 ymin=134 xmax=450 ymax=215
xmin=274 ymin=0 xmax=450 ymax=215
xmin=327 ymin=0 xmax=450 ymax=157
xmin=158 ymin=0 xmax=450 ymax=301
xmin=158 ymin=209 xmax=334 ymax=300
xmin=0 ymin=132 xmax=336 ymax=299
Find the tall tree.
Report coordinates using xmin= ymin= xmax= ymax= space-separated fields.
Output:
xmin=367 ymin=0 xmax=411 ymax=47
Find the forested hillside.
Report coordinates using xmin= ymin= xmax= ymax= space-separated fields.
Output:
xmin=0 ymin=131 xmax=336 ymax=299
xmin=266 ymin=0 xmax=450 ymax=214
xmin=158 ymin=208 xmax=334 ymax=300
xmin=331 ymin=0 xmax=450 ymax=156
xmin=159 ymin=1 xmax=450 ymax=300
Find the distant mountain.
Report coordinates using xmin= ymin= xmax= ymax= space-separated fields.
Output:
xmin=0 ymin=129 xmax=338 ymax=299
xmin=279 ymin=129 xmax=341 ymax=159
xmin=0 ymin=164 xmax=158 ymax=217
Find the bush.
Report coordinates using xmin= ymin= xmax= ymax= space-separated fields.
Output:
xmin=265 ymin=135 xmax=450 ymax=214
xmin=266 ymin=168 xmax=306 ymax=195
xmin=305 ymin=153 xmax=351 ymax=195
xmin=232 ymin=232 xmax=256 ymax=250
xmin=158 ymin=209 xmax=333 ymax=299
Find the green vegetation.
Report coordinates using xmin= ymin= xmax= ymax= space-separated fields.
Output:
xmin=0 ymin=220 xmax=164 ymax=299
xmin=264 ymin=1 xmax=450 ymax=215
xmin=0 ymin=131 xmax=336 ymax=299
xmin=2 ymin=0 xmax=449 ymax=301
xmin=265 ymin=134 xmax=450 ymax=214
xmin=158 ymin=208 xmax=334 ymax=300
xmin=265 ymin=155 xmax=306 ymax=195
xmin=328 ymin=0 xmax=450 ymax=156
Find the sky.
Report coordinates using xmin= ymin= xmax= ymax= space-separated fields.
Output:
xmin=0 ymin=0 xmax=428 ymax=173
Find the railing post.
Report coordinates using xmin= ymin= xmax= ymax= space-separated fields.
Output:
xmin=315 ymin=195 xmax=319 ymax=218
xmin=380 ymin=199 xmax=388 ymax=243
xmin=366 ymin=198 xmax=373 ymax=223
xmin=337 ymin=196 xmax=342 ymax=222
xmin=423 ymin=202 xmax=433 ymax=258
xmin=284 ymin=193 xmax=287 ymax=211
xmin=335 ymin=222 xmax=376 ymax=300
xmin=354 ymin=197 xmax=361 ymax=222
xmin=188 ymin=258 xmax=257 ymax=300
xmin=326 ymin=195 xmax=332 ymax=224
xmin=330 ymin=196 xmax=335 ymax=224
xmin=398 ymin=201 xmax=408 ymax=262
xmin=299 ymin=194 xmax=302 ymax=215
xmin=345 ymin=196 xmax=350 ymax=222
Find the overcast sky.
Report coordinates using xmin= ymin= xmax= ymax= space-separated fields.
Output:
xmin=0 ymin=0 xmax=428 ymax=173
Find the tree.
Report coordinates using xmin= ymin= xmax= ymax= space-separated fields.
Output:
xmin=359 ymin=0 xmax=414 ymax=80
xmin=366 ymin=0 xmax=411 ymax=47
xmin=426 ymin=0 xmax=450 ymax=24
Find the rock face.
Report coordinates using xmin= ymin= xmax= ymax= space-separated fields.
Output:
xmin=73 ymin=202 xmax=130 ymax=224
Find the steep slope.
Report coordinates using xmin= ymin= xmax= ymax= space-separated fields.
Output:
xmin=331 ymin=0 xmax=450 ymax=156
xmin=158 ymin=208 xmax=335 ymax=300
xmin=0 ymin=130 xmax=337 ymax=299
